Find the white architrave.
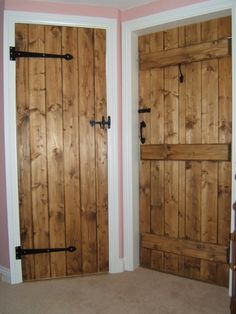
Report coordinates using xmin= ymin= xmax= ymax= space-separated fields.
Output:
xmin=122 ymin=0 xmax=236 ymax=293
xmin=4 ymin=10 xmax=123 ymax=284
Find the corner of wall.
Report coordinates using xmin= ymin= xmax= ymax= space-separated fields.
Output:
xmin=0 ymin=0 xmax=10 ymax=270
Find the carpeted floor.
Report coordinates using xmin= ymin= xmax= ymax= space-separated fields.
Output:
xmin=0 ymin=267 xmax=229 ymax=314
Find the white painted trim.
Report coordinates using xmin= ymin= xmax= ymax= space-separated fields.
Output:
xmin=4 ymin=10 xmax=122 ymax=284
xmin=122 ymin=0 xmax=236 ymax=293
xmin=0 ymin=266 xmax=11 ymax=284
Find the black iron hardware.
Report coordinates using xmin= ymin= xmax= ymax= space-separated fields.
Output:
xmin=140 ymin=121 xmax=146 ymax=144
xmin=89 ymin=116 xmax=111 ymax=129
xmin=178 ymin=64 xmax=184 ymax=83
xmin=10 ymin=46 xmax=73 ymax=61
xmin=15 ymin=245 xmax=76 ymax=260
xmin=227 ymin=246 xmax=230 ymax=264
xmin=138 ymin=108 xmax=151 ymax=114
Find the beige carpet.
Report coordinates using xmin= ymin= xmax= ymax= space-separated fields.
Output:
xmin=0 ymin=267 xmax=229 ymax=314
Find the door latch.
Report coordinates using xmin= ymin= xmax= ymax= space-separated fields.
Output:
xmin=140 ymin=121 xmax=146 ymax=144
xmin=89 ymin=116 xmax=111 ymax=129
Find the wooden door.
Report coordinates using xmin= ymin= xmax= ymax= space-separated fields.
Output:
xmin=16 ymin=23 xmax=108 ymax=281
xmin=139 ymin=16 xmax=232 ymax=287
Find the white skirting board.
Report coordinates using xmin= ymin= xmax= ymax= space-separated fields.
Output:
xmin=0 ymin=266 xmax=11 ymax=284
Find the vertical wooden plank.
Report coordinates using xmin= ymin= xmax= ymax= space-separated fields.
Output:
xmin=62 ymin=26 xmax=81 ymax=276
xmin=184 ymin=24 xmax=202 ymax=285
xmin=217 ymin=16 xmax=231 ymax=39
xmin=139 ymin=35 xmax=151 ymax=266
xmin=163 ymin=28 xmax=179 ymax=274
xmin=201 ymin=27 xmax=218 ymax=242
xmin=178 ymin=26 xmax=186 ymax=48
xmin=28 ymin=24 xmax=50 ymax=279
xmin=140 ymin=248 xmax=151 ymax=268
xmin=218 ymin=162 xmax=231 ymax=245
xmin=178 ymin=26 xmax=186 ymax=247
xmin=184 ymin=257 xmax=200 ymax=280
xmin=149 ymin=32 xmax=165 ymax=241
xmin=164 ymin=28 xmax=178 ymax=50
xmin=201 ymin=162 xmax=218 ymax=243
xmin=200 ymin=260 xmax=216 ymax=283
xmin=150 ymin=32 xmax=164 ymax=145
xmin=201 ymin=19 xmax=218 ymax=41
xmin=218 ymin=57 xmax=232 ymax=143
xmin=79 ymin=28 xmax=97 ymax=273
xmin=164 ymin=161 xmax=178 ymax=238
xmin=216 ymin=263 xmax=229 ymax=287
xmin=16 ymin=24 xmax=35 ymax=281
xmin=185 ymin=63 xmax=201 ymax=144
xmin=201 ymin=59 xmax=218 ymax=144
xmin=200 ymin=18 xmax=220 ymax=284
xmin=151 ymin=250 xmax=164 ymax=271
xmin=185 ymin=22 xmax=201 ymax=144
xmin=217 ymin=16 xmax=231 ymax=286
xmin=185 ymin=161 xmax=201 ymax=241
xmin=45 ymin=25 xmax=66 ymax=277
xmin=178 ymin=161 xmax=186 ymax=239
xmin=94 ymin=29 xmax=108 ymax=272
xmin=164 ymin=253 xmax=179 ymax=275
xmin=151 ymin=161 xmax=164 ymax=235
xmin=185 ymin=23 xmax=201 ymax=45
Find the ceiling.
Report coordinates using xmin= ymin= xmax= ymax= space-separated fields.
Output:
xmin=30 ymin=0 xmax=157 ymax=10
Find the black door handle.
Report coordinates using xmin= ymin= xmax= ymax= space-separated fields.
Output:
xmin=140 ymin=121 xmax=146 ymax=144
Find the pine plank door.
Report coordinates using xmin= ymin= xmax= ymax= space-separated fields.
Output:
xmin=139 ymin=16 xmax=232 ymax=286
xmin=16 ymin=23 xmax=108 ymax=281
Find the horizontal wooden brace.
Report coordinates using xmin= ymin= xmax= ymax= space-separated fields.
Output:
xmin=141 ymin=233 xmax=228 ymax=263
xmin=140 ymin=144 xmax=230 ymax=161
xmin=140 ymin=38 xmax=231 ymax=70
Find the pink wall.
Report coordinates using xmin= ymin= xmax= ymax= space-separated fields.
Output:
xmin=121 ymin=0 xmax=209 ymax=20
xmin=5 ymin=0 xmax=119 ymax=18
xmin=0 ymin=0 xmax=211 ymax=271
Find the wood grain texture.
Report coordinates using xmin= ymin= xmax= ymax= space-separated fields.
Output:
xmin=138 ymin=16 xmax=231 ymax=287
xmin=141 ymin=144 xmax=230 ymax=161
xmin=142 ymin=233 xmax=227 ymax=263
xmin=16 ymin=23 xmax=35 ymax=281
xmin=17 ymin=24 xmax=108 ymax=281
xmin=163 ymin=28 xmax=179 ymax=274
xmin=45 ymin=25 xmax=66 ymax=278
xmin=79 ymin=28 xmax=97 ymax=274
xmin=94 ymin=29 xmax=108 ymax=272
xmin=140 ymin=38 xmax=230 ymax=70
xmin=28 ymin=24 xmax=50 ymax=279
xmin=62 ymin=26 xmax=81 ymax=275
xmin=139 ymin=35 xmax=151 ymax=266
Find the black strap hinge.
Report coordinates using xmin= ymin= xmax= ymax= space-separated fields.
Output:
xmin=10 ymin=46 xmax=73 ymax=61
xmin=15 ymin=246 xmax=76 ymax=260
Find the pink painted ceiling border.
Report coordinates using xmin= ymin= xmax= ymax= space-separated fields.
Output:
xmin=121 ymin=0 xmax=209 ymax=21
xmin=5 ymin=0 xmax=120 ymax=18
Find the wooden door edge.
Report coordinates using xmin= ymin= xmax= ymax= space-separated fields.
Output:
xmin=230 ymin=297 xmax=236 ymax=314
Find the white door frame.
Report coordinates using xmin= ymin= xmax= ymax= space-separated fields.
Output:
xmin=122 ymin=0 xmax=236 ymax=291
xmin=4 ymin=10 xmax=123 ymax=284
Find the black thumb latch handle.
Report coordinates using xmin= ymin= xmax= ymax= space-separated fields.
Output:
xmin=140 ymin=121 xmax=146 ymax=144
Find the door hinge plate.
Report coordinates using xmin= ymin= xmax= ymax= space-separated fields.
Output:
xmin=10 ymin=46 xmax=73 ymax=61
